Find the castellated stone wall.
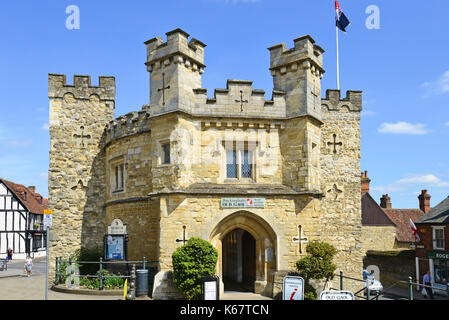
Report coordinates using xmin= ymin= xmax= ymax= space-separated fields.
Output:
xmin=48 ymin=74 xmax=115 ymax=285
xmin=319 ymin=89 xmax=364 ymax=292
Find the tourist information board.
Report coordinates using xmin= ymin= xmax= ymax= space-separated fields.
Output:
xmin=283 ymin=276 xmax=304 ymax=300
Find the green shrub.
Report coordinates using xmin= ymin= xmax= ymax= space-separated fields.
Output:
xmin=172 ymin=237 xmax=218 ymax=300
xmin=74 ymin=246 xmax=103 ymax=276
xmin=295 ymin=241 xmax=338 ymax=300
xmin=78 ymin=270 xmax=125 ymax=290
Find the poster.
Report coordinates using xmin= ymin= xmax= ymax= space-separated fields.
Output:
xmin=106 ymin=235 xmax=124 ymax=260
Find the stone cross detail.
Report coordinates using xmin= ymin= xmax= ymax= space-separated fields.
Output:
xmin=175 ymin=226 xmax=188 ymax=245
xmin=327 ymin=184 xmax=343 ymax=201
xmin=235 ymin=90 xmax=248 ymax=112
xmin=73 ymin=126 xmax=91 ymax=148
xmin=158 ymin=73 xmax=170 ymax=106
xmin=327 ymin=134 xmax=342 ymax=154
xmin=292 ymin=225 xmax=308 ymax=254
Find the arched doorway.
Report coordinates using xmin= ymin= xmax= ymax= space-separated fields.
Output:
xmin=222 ymin=229 xmax=256 ymax=291
xmin=210 ymin=211 xmax=277 ymax=294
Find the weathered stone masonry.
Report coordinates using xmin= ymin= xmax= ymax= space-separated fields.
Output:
xmin=48 ymin=29 xmax=364 ymax=298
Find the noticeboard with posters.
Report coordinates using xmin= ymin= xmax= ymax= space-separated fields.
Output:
xmin=104 ymin=219 xmax=128 ymax=260
xmin=104 ymin=234 xmax=128 ymax=260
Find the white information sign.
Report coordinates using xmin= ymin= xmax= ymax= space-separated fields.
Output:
xmin=108 ymin=219 xmax=127 ymax=235
xmin=43 ymin=214 xmax=53 ymax=227
xmin=204 ymin=281 xmax=217 ymax=300
xmin=283 ymin=276 xmax=304 ymax=300
xmin=320 ymin=291 xmax=354 ymax=300
xmin=221 ymin=198 xmax=265 ymax=208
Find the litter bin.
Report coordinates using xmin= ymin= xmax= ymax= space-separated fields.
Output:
xmin=136 ymin=269 xmax=149 ymax=297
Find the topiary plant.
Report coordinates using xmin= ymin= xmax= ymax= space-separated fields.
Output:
xmin=295 ymin=241 xmax=338 ymax=300
xmin=172 ymin=237 xmax=218 ymax=300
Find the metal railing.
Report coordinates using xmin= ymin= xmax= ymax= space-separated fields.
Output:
xmin=55 ymin=256 xmax=158 ymax=291
xmin=333 ymin=271 xmax=449 ymax=300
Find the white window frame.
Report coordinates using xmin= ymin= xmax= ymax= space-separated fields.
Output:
xmin=432 ymin=226 xmax=445 ymax=250
xmin=223 ymin=140 xmax=257 ymax=182
xmin=109 ymin=156 xmax=126 ymax=194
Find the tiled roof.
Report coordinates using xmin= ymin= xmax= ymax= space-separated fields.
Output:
xmin=416 ymin=196 xmax=449 ymax=224
xmin=383 ymin=208 xmax=425 ymax=242
xmin=0 ymin=178 xmax=46 ymax=215
xmin=362 ymin=192 xmax=396 ymax=226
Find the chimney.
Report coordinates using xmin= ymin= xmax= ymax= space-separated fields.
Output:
xmin=361 ymin=171 xmax=371 ymax=194
xmin=28 ymin=186 xmax=36 ymax=193
xmin=380 ymin=194 xmax=392 ymax=209
xmin=418 ymin=190 xmax=431 ymax=213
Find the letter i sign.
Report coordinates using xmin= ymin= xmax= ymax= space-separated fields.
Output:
xmin=290 ymin=288 xmax=298 ymax=300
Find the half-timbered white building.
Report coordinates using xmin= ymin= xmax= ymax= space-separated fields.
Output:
xmin=0 ymin=178 xmax=47 ymax=260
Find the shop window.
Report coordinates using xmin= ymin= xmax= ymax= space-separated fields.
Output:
xmin=434 ymin=259 xmax=449 ymax=285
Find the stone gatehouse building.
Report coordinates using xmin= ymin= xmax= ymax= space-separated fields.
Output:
xmin=48 ymin=28 xmax=364 ymax=298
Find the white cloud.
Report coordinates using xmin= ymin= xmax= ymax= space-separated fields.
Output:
xmin=39 ymin=172 xmax=48 ymax=181
xmin=396 ymin=174 xmax=449 ymax=187
xmin=372 ymin=174 xmax=449 ymax=193
xmin=2 ymin=139 xmax=32 ymax=147
xmin=361 ymin=109 xmax=375 ymax=117
xmin=378 ymin=122 xmax=428 ymax=135
xmin=42 ymin=123 xmax=49 ymax=131
xmin=445 ymin=121 xmax=449 ymax=126
xmin=422 ymin=70 xmax=449 ymax=96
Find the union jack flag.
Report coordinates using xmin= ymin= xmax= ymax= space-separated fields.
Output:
xmin=335 ymin=1 xmax=351 ymax=32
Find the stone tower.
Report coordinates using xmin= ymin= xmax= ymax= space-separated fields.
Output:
xmin=47 ymin=74 xmax=115 ymax=283
xmin=268 ymin=35 xmax=324 ymax=119
xmin=270 ymin=36 xmax=324 ymax=192
xmin=145 ymin=28 xmax=206 ymax=115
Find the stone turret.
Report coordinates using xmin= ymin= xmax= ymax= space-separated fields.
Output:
xmin=144 ymin=28 xmax=206 ymax=116
xmin=268 ymin=35 xmax=325 ymax=119
xmin=47 ymin=73 xmax=115 ymax=285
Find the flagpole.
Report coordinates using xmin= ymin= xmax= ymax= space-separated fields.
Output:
xmin=336 ymin=25 xmax=340 ymax=91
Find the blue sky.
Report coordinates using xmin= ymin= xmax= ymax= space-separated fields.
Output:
xmin=0 ymin=0 xmax=448 ymax=209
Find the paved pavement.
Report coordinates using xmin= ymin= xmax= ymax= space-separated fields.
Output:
xmin=376 ymin=286 xmax=448 ymax=301
xmin=0 ymin=258 xmax=120 ymax=300
xmin=221 ymin=291 xmax=272 ymax=300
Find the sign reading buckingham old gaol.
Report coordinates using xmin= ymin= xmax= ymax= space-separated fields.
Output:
xmin=221 ymin=198 xmax=266 ymax=208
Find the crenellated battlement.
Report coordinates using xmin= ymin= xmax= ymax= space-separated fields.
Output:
xmin=105 ymin=110 xmax=151 ymax=145
xmin=144 ymin=28 xmax=206 ymax=74
xmin=48 ymin=74 xmax=115 ymax=101
xmin=268 ymin=35 xmax=325 ymax=79
xmin=192 ymin=79 xmax=286 ymax=118
xmin=321 ymin=89 xmax=362 ymax=112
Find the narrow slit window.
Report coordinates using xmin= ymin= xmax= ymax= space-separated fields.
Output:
xmin=162 ymin=143 xmax=171 ymax=164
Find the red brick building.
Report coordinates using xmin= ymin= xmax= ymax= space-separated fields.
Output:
xmin=415 ymin=194 xmax=449 ymax=292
